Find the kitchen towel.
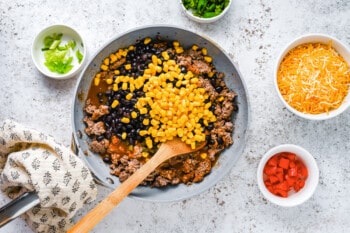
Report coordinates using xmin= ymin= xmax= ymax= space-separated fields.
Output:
xmin=0 ymin=119 xmax=98 ymax=233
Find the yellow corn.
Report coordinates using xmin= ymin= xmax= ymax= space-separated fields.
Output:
xmin=100 ymin=64 xmax=108 ymax=71
xmin=121 ymin=132 xmax=127 ymax=140
xmin=113 ymin=84 xmax=118 ymax=91
xmin=125 ymin=93 xmax=133 ymax=100
xmin=145 ymin=137 xmax=153 ymax=149
xmin=110 ymin=54 xmax=117 ymax=63
xmin=204 ymin=56 xmax=212 ymax=63
xmin=94 ymin=77 xmax=101 ymax=86
xmin=103 ymin=58 xmax=110 ymax=66
xmin=162 ymin=51 xmax=170 ymax=60
xmin=143 ymin=118 xmax=149 ymax=126
xmin=122 ymin=82 xmax=128 ymax=90
xmin=140 ymin=107 xmax=148 ymax=114
xmin=111 ymin=100 xmax=119 ymax=108
xmin=106 ymin=78 xmax=113 ymax=85
xmin=125 ymin=64 xmax=132 ymax=70
xmin=121 ymin=117 xmax=130 ymax=123
xmin=192 ymin=44 xmax=199 ymax=51
xmin=202 ymin=48 xmax=208 ymax=55
xmin=144 ymin=37 xmax=152 ymax=45
xmin=139 ymin=130 xmax=148 ymax=136
xmin=141 ymin=152 xmax=149 ymax=158
xmin=175 ymin=47 xmax=184 ymax=54
xmin=129 ymin=112 xmax=137 ymax=119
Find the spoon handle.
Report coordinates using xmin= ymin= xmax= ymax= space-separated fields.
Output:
xmin=67 ymin=144 xmax=171 ymax=233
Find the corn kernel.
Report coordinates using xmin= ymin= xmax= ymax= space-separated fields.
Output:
xmin=192 ymin=44 xmax=199 ymax=51
xmin=173 ymin=41 xmax=180 ymax=47
xmin=100 ymin=64 xmax=108 ymax=71
xmin=122 ymin=82 xmax=128 ymax=90
xmin=217 ymin=96 xmax=225 ymax=102
xmin=140 ymin=108 xmax=148 ymax=114
xmin=162 ymin=51 xmax=170 ymax=60
xmin=141 ymin=152 xmax=149 ymax=158
xmin=106 ymin=78 xmax=113 ymax=85
xmin=144 ymin=37 xmax=152 ymax=45
xmin=121 ymin=117 xmax=130 ymax=123
xmin=113 ymin=84 xmax=118 ymax=91
xmin=121 ymin=132 xmax=127 ymax=140
xmin=143 ymin=118 xmax=149 ymax=126
xmin=110 ymin=54 xmax=117 ymax=63
xmin=200 ymin=153 xmax=208 ymax=159
xmin=151 ymin=119 xmax=159 ymax=126
xmin=111 ymin=100 xmax=119 ymax=108
xmin=114 ymin=70 xmax=120 ymax=75
xmin=145 ymin=137 xmax=153 ymax=149
xmin=94 ymin=77 xmax=100 ymax=86
xmin=103 ymin=58 xmax=110 ymax=66
xmin=131 ymin=111 xmax=138 ymax=118
xmin=202 ymin=48 xmax=208 ymax=55
xmin=139 ymin=130 xmax=148 ymax=136
xmin=204 ymin=56 xmax=212 ymax=63
xmin=125 ymin=64 xmax=132 ymax=70
xmin=126 ymin=93 xmax=133 ymax=100
xmin=175 ymin=47 xmax=184 ymax=54
xmin=128 ymin=45 xmax=135 ymax=51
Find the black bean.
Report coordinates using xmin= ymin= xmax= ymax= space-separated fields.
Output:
xmin=217 ymin=137 xmax=223 ymax=145
xmin=207 ymin=124 xmax=214 ymax=130
xmin=103 ymin=156 xmax=111 ymax=163
xmin=96 ymin=135 xmax=104 ymax=142
xmin=215 ymin=86 xmax=223 ymax=93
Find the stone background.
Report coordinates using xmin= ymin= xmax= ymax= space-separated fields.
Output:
xmin=1 ymin=0 xmax=349 ymax=232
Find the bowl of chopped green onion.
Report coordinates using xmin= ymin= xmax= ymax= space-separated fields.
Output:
xmin=180 ymin=0 xmax=232 ymax=23
xmin=32 ymin=24 xmax=86 ymax=79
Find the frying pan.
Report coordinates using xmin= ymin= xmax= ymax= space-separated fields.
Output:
xmin=72 ymin=25 xmax=250 ymax=201
xmin=0 ymin=25 xmax=250 ymax=225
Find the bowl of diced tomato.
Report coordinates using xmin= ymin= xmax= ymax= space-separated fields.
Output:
xmin=257 ymin=144 xmax=319 ymax=207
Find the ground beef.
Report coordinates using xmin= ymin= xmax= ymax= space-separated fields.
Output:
xmin=89 ymin=139 xmax=109 ymax=154
xmin=193 ymin=159 xmax=211 ymax=182
xmin=84 ymin=117 xmax=106 ymax=136
xmin=199 ymin=78 xmax=218 ymax=99
xmin=109 ymin=57 xmax=126 ymax=70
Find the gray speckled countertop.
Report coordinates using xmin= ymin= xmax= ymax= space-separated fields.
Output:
xmin=1 ymin=0 xmax=350 ymax=232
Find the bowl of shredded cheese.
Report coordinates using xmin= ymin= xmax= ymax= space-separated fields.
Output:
xmin=274 ymin=34 xmax=350 ymax=120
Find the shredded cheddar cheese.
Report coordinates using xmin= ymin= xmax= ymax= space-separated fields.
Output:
xmin=277 ymin=42 xmax=350 ymax=114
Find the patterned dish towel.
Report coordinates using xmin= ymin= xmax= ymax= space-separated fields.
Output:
xmin=0 ymin=120 xmax=98 ymax=233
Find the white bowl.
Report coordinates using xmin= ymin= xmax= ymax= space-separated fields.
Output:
xmin=274 ymin=34 xmax=350 ymax=120
xmin=179 ymin=0 xmax=232 ymax=23
xmin=32 ymin=24 xmax=86 ymax=79
xmin=257 ymin=144 xmax=319 ymax=207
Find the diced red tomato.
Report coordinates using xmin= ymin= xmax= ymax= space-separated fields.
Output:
xmin=267 ymin=156 xmax=278 ymax=167
xmin=263 ymin=152 xmax=308 ymax=198
xmin=288 ymin=167 xmax=297 ymax=177
xmin=269 ymin=175 xmax=279 ymax=184
xmin=279 ymin=157 xmax=290 ymax=169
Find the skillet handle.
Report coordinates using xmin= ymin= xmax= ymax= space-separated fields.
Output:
xmin=0 ymin=192 xmax=40 ymax=227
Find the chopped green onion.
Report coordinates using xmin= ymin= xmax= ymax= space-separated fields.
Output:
xmin=41 ymin=33 xmax=83 ymax=74
xmin=76 ymin=49 xmax=84 ymax=64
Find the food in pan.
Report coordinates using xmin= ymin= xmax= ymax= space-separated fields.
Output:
xmin=83 ymin=36 xmax=237 ymax=187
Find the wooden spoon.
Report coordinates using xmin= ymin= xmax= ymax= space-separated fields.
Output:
xmin=68 ymin=138 xmax=206 ymax=233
